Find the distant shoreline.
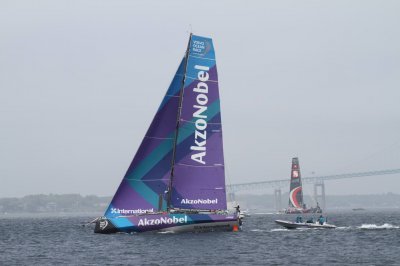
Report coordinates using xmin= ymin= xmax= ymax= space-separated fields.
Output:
xmin=0 ymin=193 xmax=399 ymax=215
xmin=1 ymin=208 xmax=400 ymax=218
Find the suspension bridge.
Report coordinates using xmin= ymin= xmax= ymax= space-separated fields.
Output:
xmin=226 ymin=168 xmax=400 ymax=210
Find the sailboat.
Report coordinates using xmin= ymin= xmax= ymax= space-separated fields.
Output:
xmin=284 ymin=157 xmax=322 ymax=214
xmin=94 ymin=34 xmax=240 ymax=234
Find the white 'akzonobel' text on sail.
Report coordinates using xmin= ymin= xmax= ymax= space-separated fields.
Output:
xmin=181 ymin=198 xmax=218 ymax=204
xmin=191 ymin=65 xmax=210 ymax=165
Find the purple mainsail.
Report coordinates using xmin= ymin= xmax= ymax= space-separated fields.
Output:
xmin=170 ymin=35 xmax=227 ymax=210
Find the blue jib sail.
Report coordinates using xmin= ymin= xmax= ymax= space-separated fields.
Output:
xmin=104 ymin=59 xmax=185 ymax=218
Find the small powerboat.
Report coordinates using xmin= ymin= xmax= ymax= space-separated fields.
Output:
xmin=275 ymin=219 xmax=336 ymax=229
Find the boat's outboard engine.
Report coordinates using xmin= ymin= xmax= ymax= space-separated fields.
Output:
xmin=94 ymin=217 xmax=118 ymax=234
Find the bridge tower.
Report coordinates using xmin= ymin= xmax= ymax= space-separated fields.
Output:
xmin=274 ymin=189 xmax=282 ymax=211
xmin=313 ymin=181 xmax=326 ymax=210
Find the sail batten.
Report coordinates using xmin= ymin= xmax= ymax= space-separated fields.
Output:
xmin=176 ymin=163 xmax=224 ymax=167
xmin=145 ymin=136 xmax=174 ymax=140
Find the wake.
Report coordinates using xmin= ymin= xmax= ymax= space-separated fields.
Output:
xmin=358 ymin=223 xmax=399 ymax=230
xmin=270 ymin=228 xmax=290 ymax=232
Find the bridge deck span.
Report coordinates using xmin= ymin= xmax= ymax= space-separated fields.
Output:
xmin=226 ymin=168 xmax=400 ymax=193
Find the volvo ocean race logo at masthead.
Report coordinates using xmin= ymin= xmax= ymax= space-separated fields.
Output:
xmin=192 ymin=39 xmax=211 ymax=55
xmin=190 ymin=64 xmax=210 ymax=165
xmin=137 ymin=216 xmax=188 ymax=226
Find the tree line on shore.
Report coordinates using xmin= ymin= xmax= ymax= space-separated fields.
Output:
xmin=0 ymin=193 xmax=399 ymax=214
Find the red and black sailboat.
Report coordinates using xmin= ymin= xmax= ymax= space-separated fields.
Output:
xmin=284 ymin=157 xmax=322 ymax=214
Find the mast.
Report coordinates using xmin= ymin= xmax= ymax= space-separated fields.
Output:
xmin=167 ymin=33 xmax=192 ymax=210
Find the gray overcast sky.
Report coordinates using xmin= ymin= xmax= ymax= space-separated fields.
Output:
xmin=1 ymin=0 xmax=399 ymax=197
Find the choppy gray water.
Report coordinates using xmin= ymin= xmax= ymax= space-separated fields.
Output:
xmin=1 ymin=210 xmax=400 ymax=265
